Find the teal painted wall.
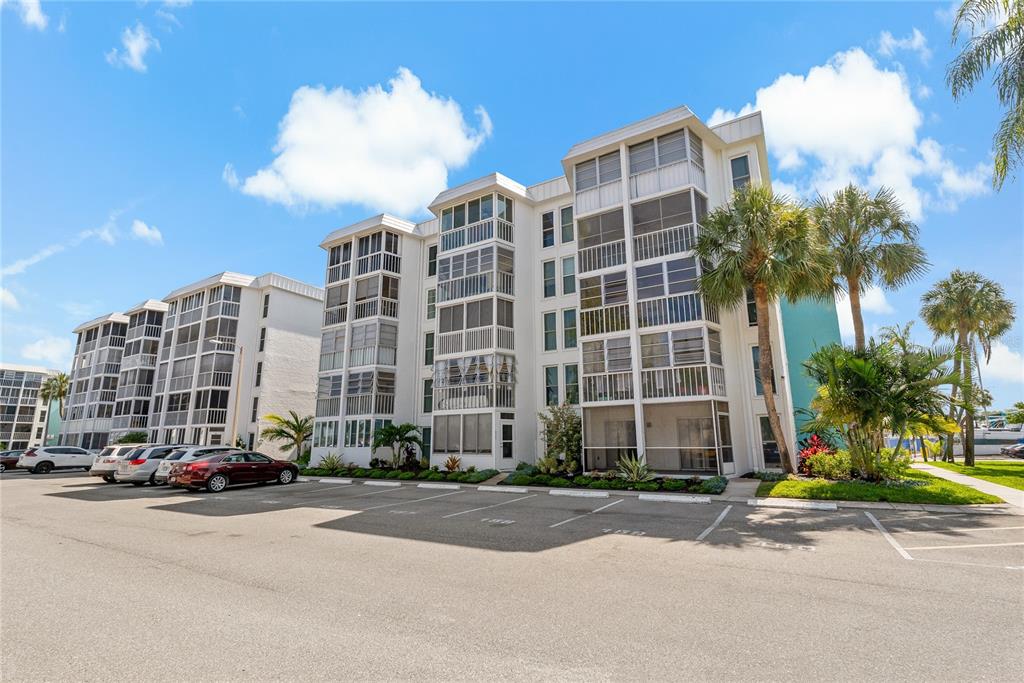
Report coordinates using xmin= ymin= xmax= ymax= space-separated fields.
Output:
xmin=44 ymin=399 xmax=62 ymax=445
xmin=780 ymin=298 xmax=842 ymax=434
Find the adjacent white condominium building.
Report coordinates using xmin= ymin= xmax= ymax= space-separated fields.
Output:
xmin=0 ymin=363 xmax=61 ymax=449
xmin=148 ymin=272 xmax=322 ymax=458
xmin=109 ymin=299 xmax=168 ymax=443
xmin=62 ymin=313 xmax=130 ymax=449
xmin=312 ymin=106 xmax=839 ymax=475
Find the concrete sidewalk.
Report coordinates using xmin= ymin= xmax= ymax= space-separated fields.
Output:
xmin=914 ymin=463 xmax=1024 ymax=508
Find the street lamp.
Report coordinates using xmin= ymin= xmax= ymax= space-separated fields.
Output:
xmin=210 ymin=339 xmax=243 ymax=448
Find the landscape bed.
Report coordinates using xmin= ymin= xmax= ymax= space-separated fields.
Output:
xmin=501 ymin=471 xmax=729 ymax=494
xmin=756 ymin=470 xmax=1003 ymax=505
xmin=300 ymin=467 xmax=500 ymax=484
xmin=927 ymin=460 xmax=1024 ymax=492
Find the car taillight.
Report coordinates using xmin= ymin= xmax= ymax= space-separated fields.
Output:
xmin=186 ymin=463 xmax=209 ymax=472
xmin=23 ymin=449 xmax=37 ymax=458
xmin=130 ymin=459 xmax=146 ymax=466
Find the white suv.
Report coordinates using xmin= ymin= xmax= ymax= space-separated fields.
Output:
xmin=18 ymin=446 xmax=94 ymax=474
xmin=90 ymin=444 xmax=155 ymax=483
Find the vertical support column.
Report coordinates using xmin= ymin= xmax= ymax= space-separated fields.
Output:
xmin=617 ymin=142 xmax=647 ymax=462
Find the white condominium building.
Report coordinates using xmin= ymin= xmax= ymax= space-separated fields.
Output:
xmin=148 ymin=272 xmax=322 ymax=458
xmin=109 ymin=299 xmax=168 ymax=443
xmin=0 ymin=363 xmax=61 ymax=449
xmin=312 ymin=106 xmax=836 ymax=476
xmin=62 ymin=313 xmax=130 ymax=449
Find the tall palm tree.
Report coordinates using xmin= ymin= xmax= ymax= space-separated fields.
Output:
xmin=39 ymin=372 xmax=70 ymax=420
xmin=371 ymin=422 xmax=424 ymax=468
xmin=921 ymin=270 xmax=1016 ymax=465
xmin=813 ymin=184 xmax=928 ymax=351
xmin=260 ymin=411 xmax=313 ymax=461
xmin=696 ymin=184 xmax=831 ymax=474
xmin=947 ymin=0 xmax=1024 ymax=188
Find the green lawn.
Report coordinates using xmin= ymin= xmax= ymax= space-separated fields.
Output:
xmin=756 ymin=470 xmax=1003 ymax=505
xmin=927 ymin=460 xmax=1024 ymax=492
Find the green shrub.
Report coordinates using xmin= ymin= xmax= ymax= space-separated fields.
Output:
xmin=607 ymin=479 xmax=629 ymax=490
xmin=537 ymin=455 xmax=560 ymax=474
xmin=369 ymin=469 xmax=388 ymax=479
xmin=463 ymin=469 xmax=498 ymax=484
xmin=398 ymin=471 xmax=416 ymax=480
xmin=588 ymin=480 xmax=611 ymax=489
xmin=466 ymin=465 xmax=477 ymax=474
xmin=547 ymin=477 xmax=572 ymax=488
xmin=516 ymin=461 xmax=532 ymax=471
xmin=632 ymin=481 xmax=659 ymax=492
xmin=573 ymin=476 xmax=594 ymax=487
xmin=318 ymin=453 xmax=344 ymax=474
xmin=415 ymin=470 xmax=433 ymax=480
xmin=808 ymin=450 xmax=854 ymax=480
xmin=697 ymin=476 xmax=728 ymax=495
xmin=530 ymin=474 xmax=553 ymax=486
xmin=426 ymin=471 xmax=446 ymax=481
xmin=385 ymin=470 xmax=403 ymax=479
xmin=505 ymin=473 xmax=533 ymax=486
xmin=447 ymin=472 xmax=468 ymax=482
xmin=562 ymin=458 xmax=580 ymax=475
xmin=351 ymin=468 xmax=368 ymax=478
xmin=617 ymin=455 xmax=655 ymax=483
xmin=878 ymin=449 xmax=911 ymax=481
xmin=661 ymin=478 xmax=689 ymax=492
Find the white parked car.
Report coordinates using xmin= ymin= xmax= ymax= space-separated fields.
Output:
xmin=116 ymin=444 xmax=196 ymax=486
xmin=18 ymin=446 xmax=94 ymax=474
xmin=90 ymin=444 xmax=156 ymax=483
xmin=153 ymin=445 xmax=235 ymax=485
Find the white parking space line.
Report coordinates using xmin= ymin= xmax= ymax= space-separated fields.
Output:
xmin=442 ymin=494 xmax=537 ymax=519
xmin=549 ymin=499 xmax=623 ymax=528
xmin=865 ymin=511 xmax=914 ymax=560
xmin=359 ymin=490 xmax=463 ymax=511
xmin=696 ymin=505 xmax=733 ymax=541
xmin=903 ymin=541 xmax=1024 ymax=551
xmin=897 ymin=525 xmax=1024 ymax=534
xmin=288 ymin=484 xmax=356 ymax=496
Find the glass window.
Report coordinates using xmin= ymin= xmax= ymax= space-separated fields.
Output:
xmin=481 ymin=194 xmax=493 ymax=220
xmin=543 ymin=260 xmax=556 ymax=298
xmin=423 ymin=379 xmax=433 ymax=413
xmin=640 ymin=332 xmax=670 ymax=369
xmin=606 ymin=337 xmax=632 ymax=372
xmin=562 ymin=309 xmax=577 ymax=349
xmin=603 ymin=271 xmax=628 ymax=305
xmin=255 ymin=361 xmax=262 ymax=387
xmin=666 ymin=256 xmax=698 ymax=294
xmin=564 ymin=364 xmax=579 ymax=405
xmin=426 ymin=289 xmax=436 ymax=320
xmin=752 ymin=346 xmax=776 ymax=395
xmin=629 ymin=139 xmax=656 ymax=174
xmin=544 ymin=367 xmax=559 ymax=406
xmin=746 ymin=288 xmax=758 ymax=325
xmin=468 ymin=197 xmax=481 ymax=224
xmin=580 ymin=276 xmax=602 ymax=310
xmin=708 ymin=329 xmax=723 ymax=365
xmin=543 ymin=312 xmax=557 ymax=351
xmin=561 ymin=257 xmax=576 ymax=295
xmin=560 ymin=206 xmax=574 ymax=243
xmin=453 ymin=203 xmax=466 ymax=229
xmin=496 ymin=193 xmax=512 ymax=222
xmin=731 ymin=155 xmax=751 ymax=189
xmin=578 ymin=209 xmax=625 ymax=250
xmin=597 ymin=151 xmax=621 ymax=183
xmin=427 ymin=245 xmax=438 ymax=277
xmin=424 ymin=333 xmax=434 ymax=366
xmin=497 ymin=299 xmax=514 ymax=328
xmin=258 ymin=327 xmax=266 ymax=353
xmin=575 ymin=159 xmax=597 ymax=191
xmin=635 ymin=264 xmax=665 ymax=300
xmin=760 ymin=416 xmax=781 ymax=466
xmin=657 ymin=130 xmax=687 ymax=165
xmin=671 ymin=329 xmax=705 ymax=366
xmin=542 ymin=212 xmax=555 ymax=248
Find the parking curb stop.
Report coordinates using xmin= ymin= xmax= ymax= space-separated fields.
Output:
xmin=638 ymin=493 xmax=711 ymax=504
xmin=748 ymin=498 xmax=838 ymax=511
xmin=549 ymin=489 xmax=609 ymax=498
xmin=478 ymin=486 xmax=528 ymax=493
xmin=363 ymin=481 xmax=402 ymax=487
xmin=417 ymin=483 xmax=460 ymax=490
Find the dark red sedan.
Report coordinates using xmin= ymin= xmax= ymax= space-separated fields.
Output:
xmin=167 ymin=450 xmax=298 ymax=492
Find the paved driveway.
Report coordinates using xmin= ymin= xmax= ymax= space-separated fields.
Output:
xmin=2 ymin=471 xmax=1022 ymax=681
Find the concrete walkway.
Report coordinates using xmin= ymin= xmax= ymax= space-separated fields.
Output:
xmin=913 ymin=463 xmax=1024 ymax=508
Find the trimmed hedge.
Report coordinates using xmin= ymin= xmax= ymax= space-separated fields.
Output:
xmin=299 ymin=466 xmax=499 ymax=485
xmin=502 ymin=472 xmax=728 ymax=494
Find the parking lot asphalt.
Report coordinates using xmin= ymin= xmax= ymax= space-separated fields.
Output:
xmin=2 ymin=470 xmax=1022 ymax=681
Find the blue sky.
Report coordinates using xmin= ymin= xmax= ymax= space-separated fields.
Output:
xmin=2 ymin=1 xmax=1021 ymax=406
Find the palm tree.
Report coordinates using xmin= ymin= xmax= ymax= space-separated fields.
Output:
xmin=371 ymin=422 xmax=424 ymax=469
xmin=696 ymin=184 xmax=831 ymax=473
xmin=947 ymin=0 xmax=1024 ymax=189
xmin=259 ymin=411 xmax=313 ymax=461
xmin=921 ymin=271 xmax=1016 ymax=465
xmin=813 ymin=184 xmax=928 ymax=351
xmin=39 ymin=372 xmax=70 ymax=420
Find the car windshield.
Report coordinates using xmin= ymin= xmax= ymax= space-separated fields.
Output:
xmin=126 ymin=447 xmax=147 ymax=458
xmin=164 ymin=449 xmax=188 ymax=461
xmin=193 ymin=453 xmax=225 ymax=462
xmin=99 ymin=447 xmax=115 ymax=457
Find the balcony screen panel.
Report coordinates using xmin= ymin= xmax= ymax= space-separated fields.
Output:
xmin=606 ymin=337 xmax=632 ymax=372
xmin=671 ymin=328 xmax=705 ymax=366
xmin=597 ymin=151 xmax=621 ymax=183
xmin=640 ymin=333 xmax=671 ymax=369
xmin=575 ymin=159 xmax=598 ymax=190
xmin=635 ymin=264 xmax=665 ymax=300
xmin=708 ymin=329 xmax=723 ymax=365
xmin=666 ymin=257 xmax=698 ymax=294
xmin=657 ymin=130 xmax=687 ymax=165
xmin=629 ymin=140 xmax=656 ymax=174
xmin=578 ymin=209 xmax=624 ymax=250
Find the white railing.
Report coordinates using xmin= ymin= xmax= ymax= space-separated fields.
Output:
xmin=628 ymin=159 xmax=706 ymax=199
xmin=327 ymin=262 xmax=351 ymax=283
xmin=633 ymin=223 xmax=699 ymax=262
xmin=316 ymin=397 xmax=341 ymax=418
xmin=345 ymin=394 xmax=395 ymax=415
xmin=348 ymin=345 xmax=397 ymax=367
xmin=319 ymin=352 xmax=344 ymax=373
xmin=197 ymin=371 xmax=232 ymax=388
xmin=465 ymin=327 xmax=493 ymax=352
xmin=436 ymin=326 xmax=513 ymax=356
xmin=207 ymin=301 xmax=240 ymax=318
xmin=496 ymin=218 xmax=514 ymax=243
xmin=106 ymin=336 xmax=126 ymax=349
xmin=636 ymin=292 xmax=703 ymax=328
xmin=496 ymin=326 xmax=514 ymax=351
xmin=202 ymin=336 xmax=236 ymax=353
xmin=575 ymin=179 xmax=622 ymax=215
xmin=353 ymin=297 xmax=398 ymax=320
xmin=709 ymin=365 xmax=726 ymax=396
xmin=641 ymin=366 xmax=717 ymax=399
xmin=582 ymin=372 xmax=634 ymax=402
xmin=580 ymin=303 xmax=630 ymax=336
xmin=193 ymin=408 xmax=227 ymax=425
xmin=115 ymin=384 xmax=153 ymax=399
xmin=438 ymin=271 xmax=514 ymax=302
xmin=324 ymin=306 xmax=348 ymax=327
xmin=578 ymin=240 xmax=626 ymax=273
xmin=439 ymin=218 xmax=513 ymax=253
xmin=168 ymin=375 xmax=193 ymax=392
xmin=112 ymin=415 xmax=150 ymax=430
xmin=433 ymin=385 xmax=515 ymax=411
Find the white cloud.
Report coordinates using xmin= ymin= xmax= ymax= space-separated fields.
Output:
xmin=222 ymin=162 xmax=240 ymax=189
xmin=236 ymin=67 xmax=493 ymax=216
xmin=1 ymin=211 xmax=121 ymax=277
xmin=21 ymin=336 xmax=73 ymax=368
xmin=60 ymin=301 xmax=101 ymax=319
xmin=916 ymin=84 xmax=933 ymax=99
xmin=708 ymin=48 xmax=989 ymax=221
xmin=130 ymin=219 xmax=163 ymax=245
xmin=1 ymin=287 xmax=21 ymax=311
xmin=983 ymin=341 xmax=1024 ymax=384
xmin=878 ymin=28 xmax=932 ymax=63
xmin=835 ymin=285 xmax=895 ymax=343
xmin=162 ymin=0 xmax=192 ymax=6
xmin=155 ymin=9 xmax=182 ymax=29
xmin=3 ymin=0 xmax=49 ymax=30
xmin=106 ymin=22 xmax=160 ymax=73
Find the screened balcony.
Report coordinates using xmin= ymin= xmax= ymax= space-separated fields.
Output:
xmin=630 ymin=189 xmax=706 ymax=262
xmin=355 ymin=231 xmax=401 ymax=276
xmin=577 ymin=208 xmax=625 ymax=273
xmin=574 ymin=150 xmax=623 ymax=215
xmin=432 ymin=353 xmax=516 ymax=411
xmin=641 ymin=401 xmax=731 ymax=474
xmin=627 ymin=128 xmax=706 ymax=199
xmin=436 ymin=298 xmax=515 ymax=356
xmin=639 ymin=328 xmax=726 ymax=400
xmin=437 ymin=244 xmax=514 ymax=303
xmin=437 ymin=192 xmax=514 ymax=253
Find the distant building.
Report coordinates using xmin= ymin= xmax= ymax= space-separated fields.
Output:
xmin=0 ymin=363 xmax=62 ymax=449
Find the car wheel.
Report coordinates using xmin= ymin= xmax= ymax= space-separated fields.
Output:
xmin=131 ymin=481 xmax=145 ymax=487
xmin=148 ymin=473 xmax=159 ymax=486
xmin=0 ymin=463 xmax=5 ymax=473
xmin=206 ymin=473 xmax=228 ymax=493
xmin=103 ymin=475 xmax=116 ymax=483
xmin=277 ymin=468 xmax=295 ymax=485
xmin=35 ymin=461 xmax=53 ymax=474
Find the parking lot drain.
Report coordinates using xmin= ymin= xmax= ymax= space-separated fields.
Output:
xmin=638 ymin=493 xmax=711 ymax=504
xmin=418 ymin=483 xmax=460 ymax=490
xmin=748 ymin=498 xmax=837 ymax=511
xmin=478 ymin=486 xmax=528 ymax=493
xmin=363 ymin=481 xmax=401 ymax=487
xmin=549 ymin=489 xmax=609 ymax=498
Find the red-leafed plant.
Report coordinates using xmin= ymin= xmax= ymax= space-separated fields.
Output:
xmin=797 ymin=434 xmax=835 ymax=475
